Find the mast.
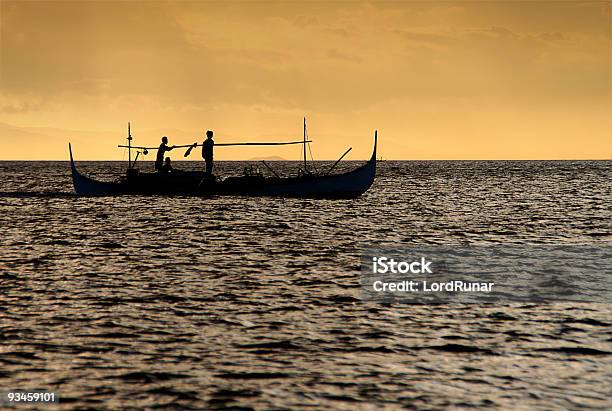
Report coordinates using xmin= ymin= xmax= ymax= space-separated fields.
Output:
xmin=303 ymin=117 xmax=307 ymax=172
xmin=127 ymin=122 xmax=132 ymax=169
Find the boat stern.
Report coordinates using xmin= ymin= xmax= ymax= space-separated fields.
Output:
xmin=68 ymin=143 xmax=120 ymax=195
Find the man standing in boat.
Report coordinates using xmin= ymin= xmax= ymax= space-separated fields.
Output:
xmin=202 ymin=130 xmax=214 ymax=175
xmin=155 ymin=136 xmax=175 ymax=172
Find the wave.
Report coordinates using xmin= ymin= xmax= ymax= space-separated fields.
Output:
xmin=0 ymin=191 xmax=75 ymax=198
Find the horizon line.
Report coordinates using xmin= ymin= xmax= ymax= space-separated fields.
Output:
xmin=1 ymin=158 xmax=611 ymax=162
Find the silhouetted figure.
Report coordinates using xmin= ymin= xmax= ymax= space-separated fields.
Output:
xmin=161 ymin=157 xmax=173 ymax=173
xmin=155 ymin=136 xmax=175 ymax=172
xmin=202 ymin=130 xmax=214 ymax=175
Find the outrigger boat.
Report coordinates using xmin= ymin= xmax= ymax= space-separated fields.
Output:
xmin=69 ymin=121 xmax=377 ymax=198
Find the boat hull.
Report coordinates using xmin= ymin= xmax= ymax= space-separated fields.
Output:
xmin=68 ymin=136 xmax=377 ymax=198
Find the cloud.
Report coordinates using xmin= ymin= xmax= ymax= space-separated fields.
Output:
xmin=326 ymin=49 xmax=362 ymax=63
xmin=0 ymin=100 xmax=42 ymax=114
xmin=0 ymin=1 xmax=609 ymax=159
xmin=393 ymin=29 xmax=456 ymax=48
xmin=2 ymin=1 xmax=608 ymax=111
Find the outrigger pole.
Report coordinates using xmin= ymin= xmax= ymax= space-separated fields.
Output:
xmin=118 ymin=140 xmax=313 ymax=150
xmin=118 ymin=122 xmax=314 ymax=165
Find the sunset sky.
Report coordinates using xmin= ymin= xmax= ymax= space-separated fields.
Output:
xmin=1 ymin=0 xmax=610 ymax=160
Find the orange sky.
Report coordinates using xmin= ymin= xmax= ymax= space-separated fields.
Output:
xmin=1 ymin=0 xmax=610 ymax=160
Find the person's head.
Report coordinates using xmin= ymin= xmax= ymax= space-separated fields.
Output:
xmin=162 ymin=136 xmax=168 ymax=144
xmin=165 ymin=157 xmax=171 ymax=164
xmin=206 ymin=130 xmax=213 ymax=139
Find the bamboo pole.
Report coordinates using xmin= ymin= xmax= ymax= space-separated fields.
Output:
xmin=118 ymin=140 xmax=312 ymax=150
xmin=127 ymin=123 xmax=132 ymax=169
xmin=325 ymin=147 xmax=352 ymax=176
xmin=303 ymin=118 xmax=307 ymax=172
xmin=261 ymin=160 xmax=281 ymax=178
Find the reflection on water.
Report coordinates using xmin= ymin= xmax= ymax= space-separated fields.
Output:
xmin=0 ymin=160 xmax=610 ymax=409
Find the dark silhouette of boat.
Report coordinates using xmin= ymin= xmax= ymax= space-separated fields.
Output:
xmin=69 ymin=133 xmax=377 ymax=198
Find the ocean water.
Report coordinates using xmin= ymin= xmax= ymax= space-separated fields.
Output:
xmin=0 ymin=160 xmax=610 ymax=410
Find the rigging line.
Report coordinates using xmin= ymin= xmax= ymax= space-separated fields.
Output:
xmin=305 ymin=126 xmax=318 ymax=173
xmin=307 ymin=141 xmax=318 ymax=174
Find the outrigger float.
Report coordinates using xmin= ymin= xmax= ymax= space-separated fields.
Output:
xmin=69 ymin=120 xmax=377 ymax=198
